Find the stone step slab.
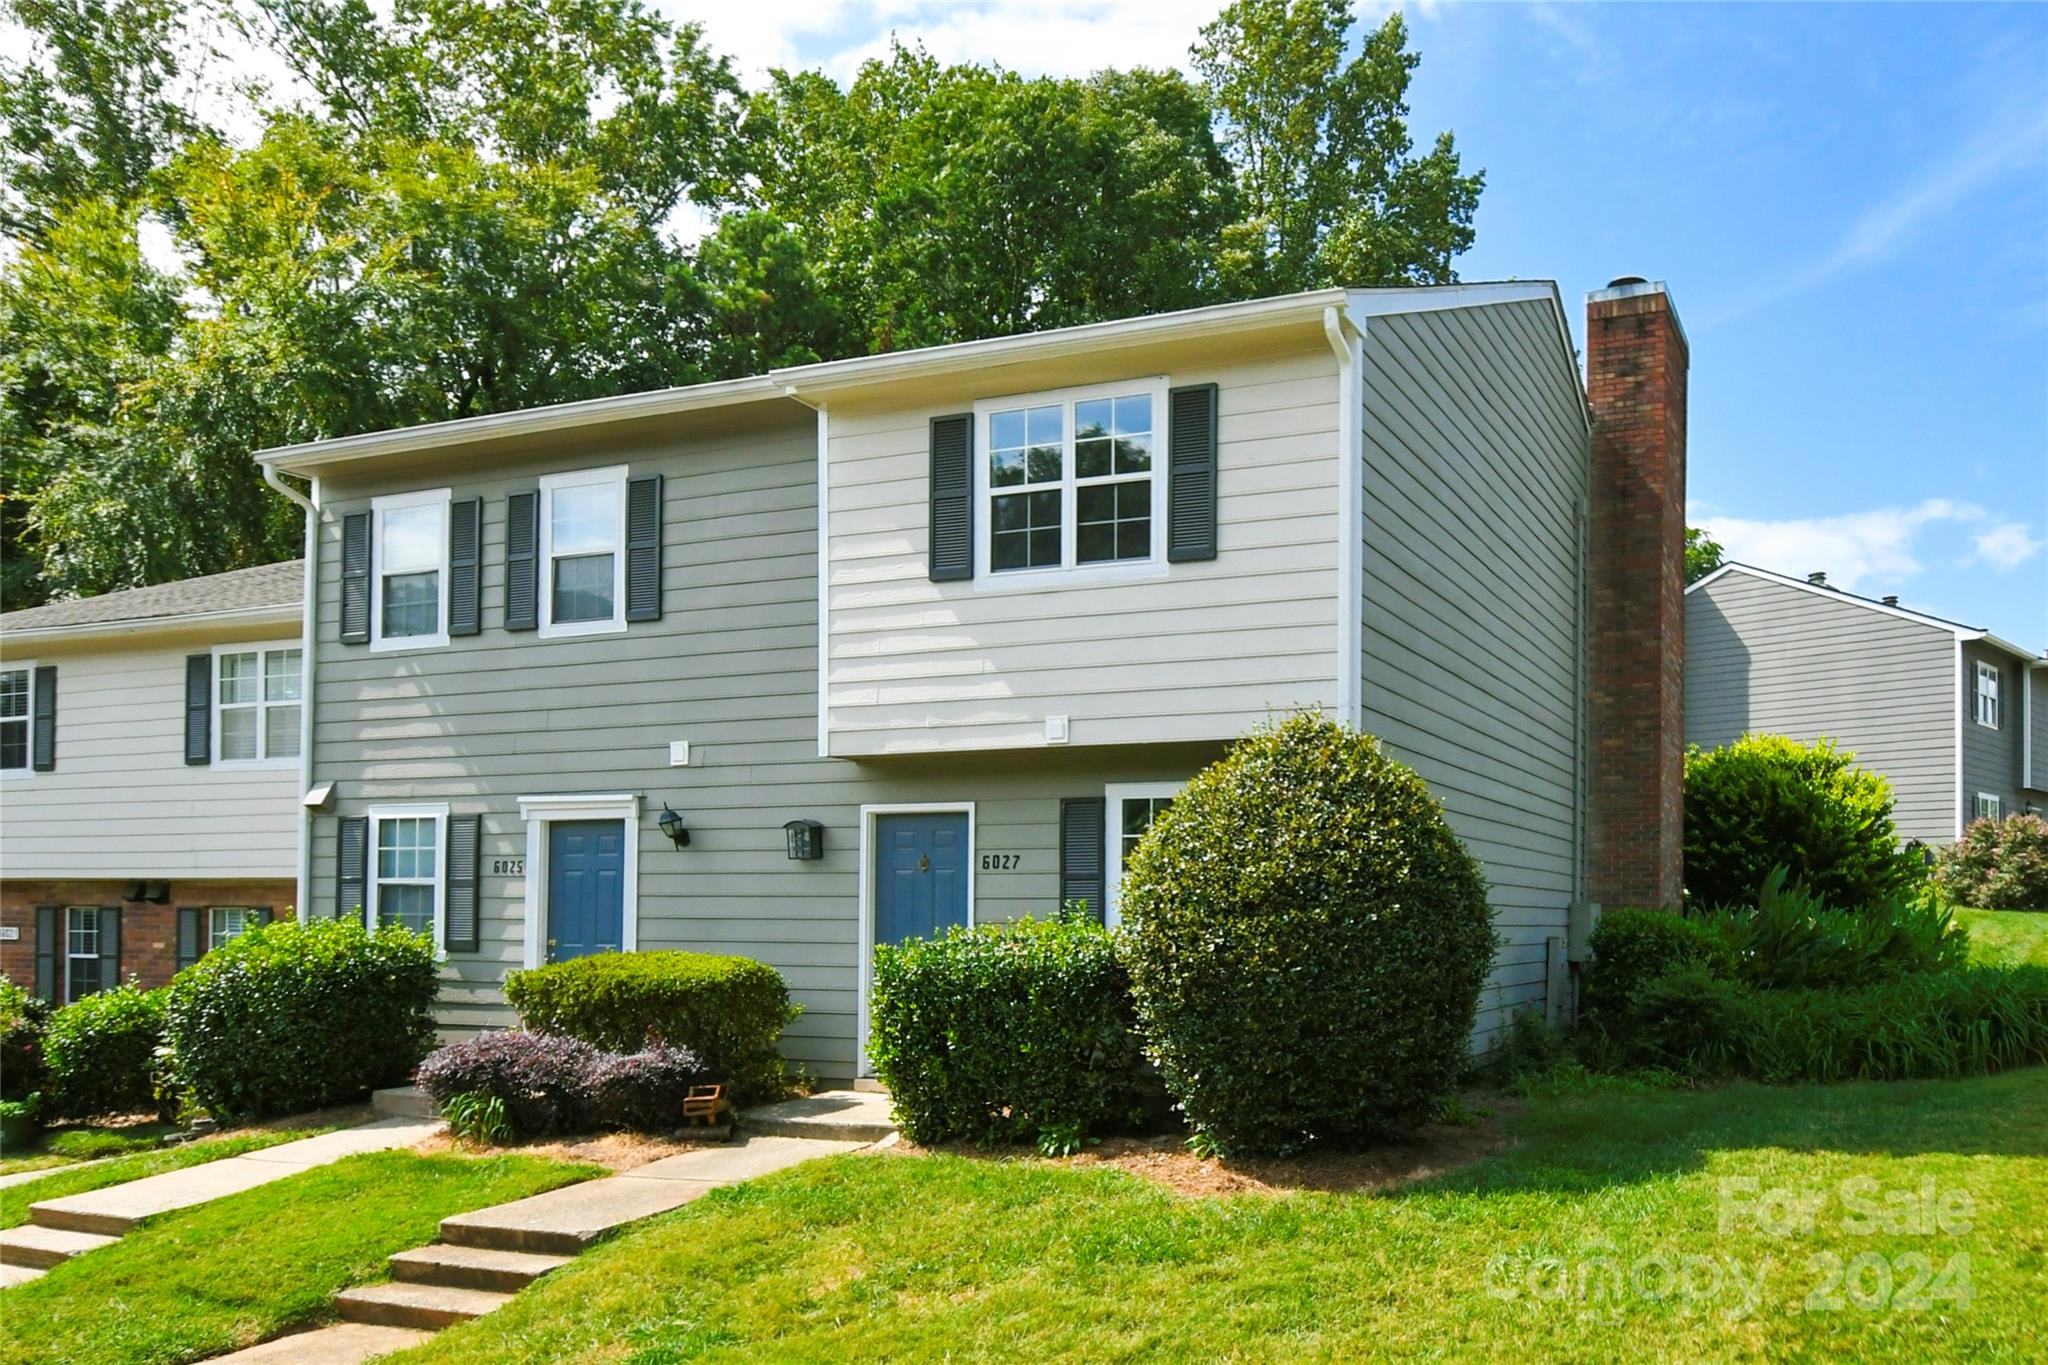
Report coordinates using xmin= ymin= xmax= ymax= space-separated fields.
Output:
xmin=388 ymin=1242 xmax=572 ymax=1292
xmin=209 ymin=1323 xmax=435 ymax=1363
xmin=740 ymin=1090 xmax=897 ymax=1143
xmin=372 ymin=1086 xmax=440 ymax=1120
xmin=0 ymin=1223 xmax=120 ymax=1268
xmin=0 ymin=1261 xmax=48 ymax=1288
xmin=335 ymin=1280 xmax=512 ymax=1330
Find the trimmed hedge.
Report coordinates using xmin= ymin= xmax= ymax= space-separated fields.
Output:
xmin=0 ymin=977 xmax=50 ymax=1103
xmin=505 ymin=951 xmax=799 ymax=1100
xmin=867 ymin=914 xmax=1146 ymax=1148
xmin=1935 ymin=813 xmax=2048 ymax=911
xmin=165 ymin=918 xmax=439 ymax=1120
xmin=1120 ymin=714 xmax=1497 ymax=1154
xmin=1581 ymin=908 xmax=1733 ymax=1019
xmin=43 ymin=983 xmax=167 ymax=1119
xmin=416 ymin=1032 xmax=711 ymax=1136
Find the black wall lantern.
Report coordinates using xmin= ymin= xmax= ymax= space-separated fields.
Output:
xmin=783 ymin=819 xmax=824 ymax=861
xmin=658 ymin=804 xmax=691 ymax=850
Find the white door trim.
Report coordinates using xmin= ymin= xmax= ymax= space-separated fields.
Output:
xmin=856 ymin=802 xmax=976 ymax=1077
xmin=1102 ymin=781 xmax=1186 ymax=929
xmin=518 ymin=793 xmax=640 ymax=969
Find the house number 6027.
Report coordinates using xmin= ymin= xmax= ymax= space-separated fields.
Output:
xmin=979 ymin=854 xmax=1021 ymax=871
xmin=492 ymin=858 xmax=525 ymax=876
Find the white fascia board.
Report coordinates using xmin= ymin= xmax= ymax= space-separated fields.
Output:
xmin=1347 ymin=281 xmax=1589 ymax=437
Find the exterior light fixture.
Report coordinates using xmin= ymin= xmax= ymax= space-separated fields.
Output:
xmin=658 ymin=804 xmax=690 ymax=849
xmin=783 ymin=819 xmax=824 ymax=861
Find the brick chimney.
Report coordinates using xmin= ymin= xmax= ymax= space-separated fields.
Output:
xmin=1586 ymin=278 xmax=1688 ymax=909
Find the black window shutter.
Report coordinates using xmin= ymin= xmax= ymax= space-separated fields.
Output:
xmin=625 ymin=474 xmax=664 ymax=622
xmin=33 ymin=905 xmax=57 ymax=1000
xmin=1059 ymin=797 xmax=1107 ymax=922
xmin=504 ymin=491 xmax=539 ymax=631
xmin=1166 ymin=383 xmax=1219 ymax=562
xmin=30 ymin=664 xmax=55 ymax=771
xmin=176 ymin=907 xmax=203 ymax=970
xmin=444 ymin=814 xmax=481 ymax=952
xmin=340 ymin=511 xmax=372 ymax=644
xmin=97 ymin=906 xmax=121 ymax=992
xmin=337 ymin=816 xmax=369 ymax=923
xmin=184 ymin=654 xmax=212 ymax=765
xmin=448 ymin=497 xmax=482 ymax=636
xmin=928 ymin=414 xmax=974 ymax=582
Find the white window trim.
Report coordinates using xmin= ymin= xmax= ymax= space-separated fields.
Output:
xmin=538 ymin=465 xmax=630 ymax=640
xmin=1974 ymin=660 xmax=2001 ymax=729
xmin=971 ymin=376 xmax=1172 ymax=591
xmin=856 ymin=802 xmax=976 ymax=1077
xmin=369 ymin=487 xmax=452 ymax=653
xmin=210 ymin=641 xmax=304 ymax=769
xmin=1974 ymin=793 xmax=2003 ymax=822
xmin=64 ymin=905 xmax=99 ymax=1002
xmin=1103 ymin=781 xmax=1186 ymax=929
xmin=209 ymin=906 xmax=254 ymax=950
xmin=368 ymin=803 xmax=449 ymax=944
xmin=518 ymin=793 xmax=640 ymax=969
xmin=0 ymin=658 xmax=36 ymax=781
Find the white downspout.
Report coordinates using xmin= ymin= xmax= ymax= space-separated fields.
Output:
xmin=263 ymin=462 xmax=318 ymax=920
xmin=1323 ymin=305 xmax=1364 ymax=728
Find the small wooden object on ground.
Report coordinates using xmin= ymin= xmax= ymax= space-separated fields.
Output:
xmin=682 ymin=1084 xmax=728 ymax=1127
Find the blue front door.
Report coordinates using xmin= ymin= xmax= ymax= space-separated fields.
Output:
xmin=548 ymin=819 xmax=625 ymax=962
xmin=875 ymin=812 xmax=970 ymax=948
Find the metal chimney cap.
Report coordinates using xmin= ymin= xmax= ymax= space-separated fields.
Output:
xmin=1882 ymin=594 xmax=1900 ymax=607
xmin=1808 ymin=571 xmax=1829 ymax=586
xmin=1607 ymin=275 xmax=1649 ymax=288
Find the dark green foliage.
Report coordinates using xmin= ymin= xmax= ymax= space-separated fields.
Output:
xmin=0 ymin=977 xmax=51 ymax=1102
xmin=165 ymin=919 xmax=439 ymax=1120
xmin=1581 ymin=908 xmax=1733 ymax=1019
xmin=1684 ymin=735 xmax=1924 ymax=909
xmin=1935 ymin=813 xmax=2048 ymax=911
xmin=1605 ymin=966 xmax=1748 ymax=1077
xmin=1478 ymin=1009 xmax=1570 ymax=1085
xmin=1692 ymin=868 xmax=1967 ymax=990
xmin=42 ymin=982 xmax=166 ymax=1119
xmin=1120 ymin=713 xmax=1497 ymax=1154
xmin=1683 ymin=527 xmax=1724 ymax=584
xmin=504 ymin=951 xmax=799 ymax=1100
xmin=866 ymin=915 xmax=1146 ymax=1148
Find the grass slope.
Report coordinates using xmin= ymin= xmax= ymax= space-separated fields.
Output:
xmin=1956 ymin=908 xmax=2048 ymax=969
xmin=0 ymin=1150 xmax=598 ymax=1365
xmin=0 ymin=1127 xmax=325 ymax=1228
xmin=398 ymin=1070 xmax=2048 ymax=1363
xmin=0 ymin=1122 xmax=182 ymax=1178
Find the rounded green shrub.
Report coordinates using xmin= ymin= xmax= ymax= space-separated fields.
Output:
xmin=43 ymin=983 xmax=167 ymax=1119
xmin=0 ymin=976 xmax=51 ymax=1103
xmin=165 ymin=918 xmax=439 ymax=1120
xmin=1935 ymin=813 xmax=2048 ymax=911
xmin=867 ymin=914 xmax=1146 ymax=1148
xmin=1684 ymin=735 xmax=1923 ymax=909
xmin=1119 ymin=713 xmax=1497 ymax=1154
xmin=1582 ymin=908 xmax=1734 ymax=1018
xmin=504 ymin=951 xmax=799 ymax=1100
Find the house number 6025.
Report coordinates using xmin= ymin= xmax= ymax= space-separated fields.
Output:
xmin=979 ymin=854 xmax=1021 ymax=871
xmin=492 ymin=858 xmax=525 ymax=876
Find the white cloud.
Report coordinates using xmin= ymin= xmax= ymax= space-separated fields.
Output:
xmin=1698 ymin=499 xmax=1989 ymax=591
xmin=1967 ymin=522 xmax=2046 ymax=571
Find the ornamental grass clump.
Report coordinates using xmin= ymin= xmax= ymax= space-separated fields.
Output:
xmin=1119 ymin=713 xmax=1497 ymax=1155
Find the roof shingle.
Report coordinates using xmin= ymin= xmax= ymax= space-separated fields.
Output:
xmin=1 ymin=560 xmax=304 ymax=635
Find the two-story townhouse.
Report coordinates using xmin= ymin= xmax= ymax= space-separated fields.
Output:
xmin=257 ymin=280 xmax=1690 ymax=1082
xmin=0 ymin=563 xmax=307 ymax=1000
xmin=1687 ymin=562 xmax=2047 ymax=843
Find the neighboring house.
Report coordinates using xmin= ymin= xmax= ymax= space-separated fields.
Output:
xmin=0 ymin=563 xmax=307 ymax=1000
xmin=255 ymin=280 xmax=1690 ymax=1080
xmin=1687 ymin=562 xmax=2047 ymax=843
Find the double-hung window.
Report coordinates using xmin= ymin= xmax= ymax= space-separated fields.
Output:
xmin=1975 ymin=793 xmax=2004 ymax=823
xmin=370 ymin=805 xmax=446 ymax=937
xmin=977 ymin=380 xmax=1166 ymax=579
xmin=66 ymin=906 xmax=101 ymax=1000
xmin=210 ymin=907 xmax=255 ymax=950
xmin=214 ymin=644 xmax=302 ymax=764
xmin=1974 ymin=661 xmax=2001 ymax=729
xmin=1102 ymin=781 xmax=1184 ymax=928
xmin=372 ymin=489 xmax=450 ymax=650
xmin=539 ymin=466 xmax=627 ymax=637
xmin=0 ymin=664 xmax=30 ymax=774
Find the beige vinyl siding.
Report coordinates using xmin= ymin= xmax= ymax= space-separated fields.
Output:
xmin=1960 ymin=642 xmax=2027 ymax=820
xmin=0 ymin=637 xmax=299 ymax=879
xmin=1357 ymin=299 xmax=1589 ymax=1045
xmin=824 ymin=346 xmax=1343 ymax=754
xmin=1686 ymin=570 xmax=1958 ymax=843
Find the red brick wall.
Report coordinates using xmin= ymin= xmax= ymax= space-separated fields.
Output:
xmin=1586 ymin=282 xmax=1688 ymax=909
xmin=0 ymin=879 xmax=296 ymax=998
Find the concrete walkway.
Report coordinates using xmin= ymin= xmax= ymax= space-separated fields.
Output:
xmin=0 ymin=1154 xmax=117 ymax=1191
xmin=741 ymin=1089 xmax=897 ymax=1143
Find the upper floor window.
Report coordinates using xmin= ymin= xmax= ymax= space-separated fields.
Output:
xmin=0 ymin=665 xmax=30 ymax=772
xmin=976 ymin=381 xmax=1166 ymax=579
xmin=1974 ymin=661 xmax=2001 ymax=729
xmin=215 ymin=645 xmax=302 ymax=764
xmin=372 ymin=489 xmax=450 ymax=651
xmin=540 ymin=466 xmax=627 ymax=637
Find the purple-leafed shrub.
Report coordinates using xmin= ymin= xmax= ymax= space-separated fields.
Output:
xmin=416 ymin=1031 xmax=602 ymax=1137
xmin=583 ymin=1043 xmax=711 ymax=1132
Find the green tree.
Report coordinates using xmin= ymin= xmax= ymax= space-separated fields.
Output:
xmin=1194 ymin=1 xmax=1481 ymax=295
xmin=1686 ymin=526 xmax=1725 ymax=584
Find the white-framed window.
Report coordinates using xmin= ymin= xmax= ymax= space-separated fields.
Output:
xmin=0 ymin=662 xmax=32 ymax=776
xmin=539 ymin=466 xmax=628 ymax=638
xmin=213 ymin=643 xmax=303 ymax=765
xmin=66 ymin=906 xmax=101 ymax=1001
xmin=1974 ymin=661 xmax=2001 ymax=729
xmin=371 ymin=488 xmax=451 ymax=651
xmin=369 ymin=804 xmax=448 ymax=939
xmin=974 ymin=378 xmax=1169 ymax=583
xmin=209 ymin=907 xmax=256 ymax=949
xmin=1102 ymin=781 xmax=1185 ymax=928
xmin=1974 ymin=793 xmax=2004 ymax=823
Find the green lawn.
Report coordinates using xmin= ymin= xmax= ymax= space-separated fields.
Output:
xmin=1 ymin=1126 xmax=327 ymax=1228
xmin=0 ymin=1121 xmax=181 ymax=1178
xmin=397 ymin=1069 xmax=2048 ymax=1363
xmin=0 ymin=1150 xmax=598 ymax=1365
xmin=1955 ymin=907 xmax=2048 ymax=968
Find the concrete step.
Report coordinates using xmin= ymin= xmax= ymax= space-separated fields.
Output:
xmin=740 ymin=1090 xmax=897 ymax=1143
xmin=335 ymin=1279 xmax=511 ymax=1330
xmin=212 ymin=1322 xmax=436 ymax=1362
xmin=389 ymin=1242 xmax=572 ymax=1292
xmin=1 ymin=1262 xmax=48 ymax=1288
xmin=0 ymin=1223 xmax=121 ymax=1268
xmin=372 ymin=1086 xmax=439 ymax=1120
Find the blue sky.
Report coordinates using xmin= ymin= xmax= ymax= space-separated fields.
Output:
xmin=669 ymin=0 xmax=2048 ymax=647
